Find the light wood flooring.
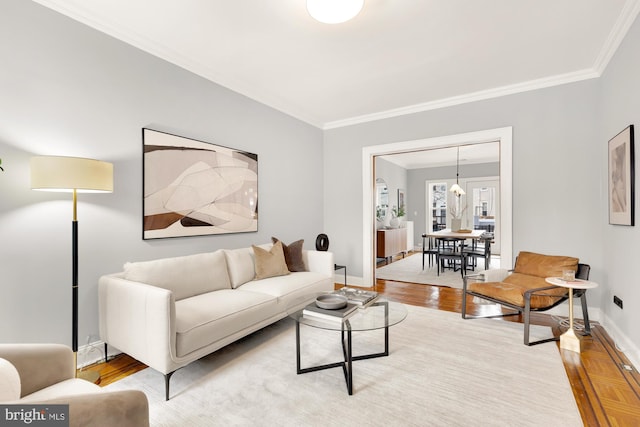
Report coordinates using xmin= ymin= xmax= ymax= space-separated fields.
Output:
xmin=86 ymin=254 xmax=640 ymax=426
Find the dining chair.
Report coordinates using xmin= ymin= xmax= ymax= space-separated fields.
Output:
xmin=462 ymin=232 xmax=493 ymax=271
xmin=436 ymin=237 xmax=466 ymax=277
xmin=421 ymin=233 xmax=438 ymax=269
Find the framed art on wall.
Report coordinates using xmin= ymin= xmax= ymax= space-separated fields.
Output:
xmin=142 ymin=128 xmax=258 ymax=239
xmin=608 ymin=125 xmax=634 ymax=226
xmin=397 ymin=188 xmax=406 ymax=211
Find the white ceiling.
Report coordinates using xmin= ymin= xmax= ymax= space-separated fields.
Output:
xmin=33 ymin=0 xmax=640 ymax=129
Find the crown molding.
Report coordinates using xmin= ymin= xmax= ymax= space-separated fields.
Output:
xmin=32 ymin=0 xmax=324 ymax=128
xmin=324 ymin=0 xmax=640 ymax=130
xmin=33 ymin=0 xmax=640 ymax=131
xmin=323 ymin=69 xmax=600 ymax=130
xmin=593 ymin=0 xmax=640 ymax=74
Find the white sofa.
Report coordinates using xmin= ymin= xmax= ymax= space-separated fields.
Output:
xmin=98 ymin=244 xmax=334 ymax=400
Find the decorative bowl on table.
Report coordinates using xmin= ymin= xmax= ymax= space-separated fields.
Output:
xmin=315 ymin=294 xmax=347 ymax=310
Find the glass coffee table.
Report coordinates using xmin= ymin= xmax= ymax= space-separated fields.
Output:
xmin=288 ymin=292 xmax=408 ymax=395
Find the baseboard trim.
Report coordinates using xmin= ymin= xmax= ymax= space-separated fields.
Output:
xmin=77 ymin=339 xmax=122 ymax=368
xmin=600 ymin=313 xmax=640 ymax=371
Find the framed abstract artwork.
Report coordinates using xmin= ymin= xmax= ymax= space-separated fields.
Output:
xmin=608 ymin=125 xmax=634 ymax=226
xmin=142 ymin=128 xmax=258 ymax=239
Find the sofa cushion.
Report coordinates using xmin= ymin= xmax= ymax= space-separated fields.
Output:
xmin=513 ymin=251 xmax=578 ymax=278
xmin=0 ymin=358 xmax=20 ymax=401
xmin=469 ymin=274 xmax=568 ymax=309
xmin=272 ymin=237 xmax=306 ymax=272
xmin=174 ymin=289 xmax=279 ymax=357
xmin=123 ymin=250 xmax=230 ymax=301
xmin=239 ymin=271 xmax=332 ymax=310
xmin=468 ymin=252 xmax=578 ymax=309
xmin=252 ymin=241 xmax=290 ymax=280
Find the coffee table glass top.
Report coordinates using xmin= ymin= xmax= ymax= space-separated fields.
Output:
xmin=288 ymin=291 xmax=408 ymax=332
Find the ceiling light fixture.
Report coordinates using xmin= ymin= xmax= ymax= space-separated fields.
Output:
xmin=450 ymin=146 xmax=466 ymax=196
xmin=306 ymin=0 xmax=364 ymax=24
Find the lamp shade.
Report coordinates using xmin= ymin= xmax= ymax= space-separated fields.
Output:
xmin=30 ymin=156 xmax=113 ymax=193
xmin=307 ymin=0 xmax=364 ymax=24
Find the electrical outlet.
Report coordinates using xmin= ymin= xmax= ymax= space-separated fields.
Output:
xmin=614 ymin=295 xmax=623 ymax=309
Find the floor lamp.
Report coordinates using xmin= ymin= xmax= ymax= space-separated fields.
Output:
xmin=30 ymin=156 xmax=113 ymax=382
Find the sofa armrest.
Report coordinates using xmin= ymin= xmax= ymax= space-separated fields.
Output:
xmin=99 ymin=274 xmax=176 ymax=374
xmin=32 ymin=390 xmax=149 ymax=427
xmin=303 ymin=250 xmax=334 ymax=277
xmin=0 ymin=344 xmax=75 ymax=397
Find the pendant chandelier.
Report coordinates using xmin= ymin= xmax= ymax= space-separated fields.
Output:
xmin=450 ymin=146 xmax=466 ymax=196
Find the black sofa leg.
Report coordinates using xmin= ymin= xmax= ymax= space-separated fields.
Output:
xmin=104 ymin=343 xmax=108 ymax=363
xmin=165 ymin=371 xmax=175 ymax=401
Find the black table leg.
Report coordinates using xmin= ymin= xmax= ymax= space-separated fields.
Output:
xmin=295 ymin=302 xmax=390 ymax=395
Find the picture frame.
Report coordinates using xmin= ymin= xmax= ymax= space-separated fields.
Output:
xmin=142 ymin=128 xmax=258 ymax=239
xmin=397 ymin=188 xmax=406 ymax=211
xmin=608 ymin=125 xmax=634 ymax=226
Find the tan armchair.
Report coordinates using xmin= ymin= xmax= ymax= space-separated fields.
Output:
xmin=0 ymin=343 xmax=148 ymax=427
xmin=462 ymin=251 xmax=591 ymax=345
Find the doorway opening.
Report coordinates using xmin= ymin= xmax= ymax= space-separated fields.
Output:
xmin=362 ymin=127 xmax=512 ymax=288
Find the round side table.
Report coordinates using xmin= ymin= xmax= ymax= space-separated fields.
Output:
xmin=545 ymin=277 xmax=598 ymax=353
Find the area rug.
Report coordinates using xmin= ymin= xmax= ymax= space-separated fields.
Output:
xmin=375 ymin=253 xmax=478 ymax=288
xmin=105 ymin=305 xmax=581 ymax=427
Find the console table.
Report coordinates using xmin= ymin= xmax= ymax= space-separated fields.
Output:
xmin=377 ymin=228 xmax=407 ymax=264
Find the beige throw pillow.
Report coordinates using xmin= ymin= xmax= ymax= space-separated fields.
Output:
xmin=252 ymin=241 xmax=290 ymax=280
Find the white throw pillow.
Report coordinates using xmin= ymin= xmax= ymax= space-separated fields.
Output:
xmin=124 ymin=250 xmax=231 ymax=300
xmin=223 ymin=247 xmax=256 ymax=288
xmin=0 ymin=358 xmax=21 ymax=402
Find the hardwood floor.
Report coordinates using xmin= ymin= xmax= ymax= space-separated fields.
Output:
xmin=87 ymin=258 xmax=640 ymax=426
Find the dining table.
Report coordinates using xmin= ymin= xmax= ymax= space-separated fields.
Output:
xmin=425 ymin=228 xmax=486 ymax=240
xmin=422 ymin=228 xmax=488 ymax=271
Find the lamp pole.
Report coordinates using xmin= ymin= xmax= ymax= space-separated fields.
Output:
xmin=72 ymin=189 xmax=79 ymax=359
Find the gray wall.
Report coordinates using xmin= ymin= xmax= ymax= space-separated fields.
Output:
xmin=600 ymin=11 xmax=640 ymax=360
xmin=0 ymin=1 xmax=324 ymax=346
xmin=324 ymin=80 xmax=601 ymax=287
